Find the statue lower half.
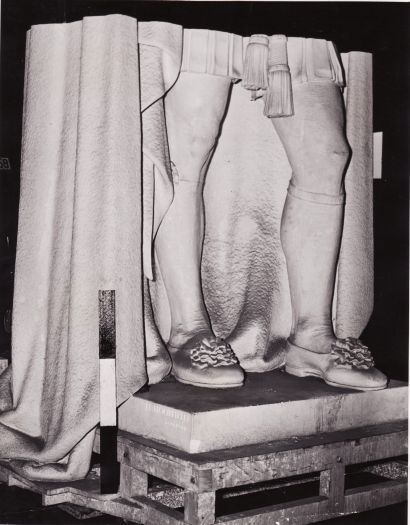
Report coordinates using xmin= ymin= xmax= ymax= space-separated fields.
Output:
xmin=154 ymin=71 xmax=386 ymax=391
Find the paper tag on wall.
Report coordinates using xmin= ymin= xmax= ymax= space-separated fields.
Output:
xmin=373 ymin=132 xmax=383 ymax=179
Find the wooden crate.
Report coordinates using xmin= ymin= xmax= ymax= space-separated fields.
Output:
xmin=1 ymin=420 xmax=407 ymax=524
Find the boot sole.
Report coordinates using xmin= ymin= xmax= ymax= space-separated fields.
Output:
xmin=172 ymin=371 xmax=244 ymax=389
xmin=285 ymin=364 xmax=387 ymax=391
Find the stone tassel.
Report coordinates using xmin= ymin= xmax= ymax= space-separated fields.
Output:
xmin=242 ymin=34 xmax=269 ymax=91
xmin=264 ymin=35 xmax=294 ymax=118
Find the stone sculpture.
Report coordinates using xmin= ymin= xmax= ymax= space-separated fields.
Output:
xmin=159 ymin=31 xmax=387 ymax=391
xmin=0 ymin=16 xmax=387 ymax=483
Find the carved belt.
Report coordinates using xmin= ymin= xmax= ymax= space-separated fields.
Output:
xmin=180 ymin=30 xmax=345 ymax=119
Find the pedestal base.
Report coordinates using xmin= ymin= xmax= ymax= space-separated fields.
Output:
xmin=119 ymin=371 xmax=407 ymax=453
xmin=0 ymin=371 xmax=407 ymax=525
xmin=1 ymin=420 xmax=407 ymax=525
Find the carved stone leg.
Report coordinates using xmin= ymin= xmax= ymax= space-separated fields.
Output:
xmin=272 ymin=82 xmax=386 ymax=390
xmin=157 ymin=72 xmax=232 ymax=349
xmin=184 ymin=490 xmax=216 ymax=525
xmin=154 ymin=73 xmax=244 ymax=388
xmin=272 ymin=82 xmax=349 ymax=355
xmin=119 ymin=463 xmax=148 ymax=499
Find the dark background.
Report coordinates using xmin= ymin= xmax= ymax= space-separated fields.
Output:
xmin=0 ymin=1 xmax=409 ymax=380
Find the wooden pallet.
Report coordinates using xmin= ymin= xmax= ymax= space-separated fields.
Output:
xmin=1 ymin=420 xmax=407 ymax=524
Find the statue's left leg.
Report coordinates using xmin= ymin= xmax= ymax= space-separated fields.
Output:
xmin=272 ymin=81 xmax=387 ymax=390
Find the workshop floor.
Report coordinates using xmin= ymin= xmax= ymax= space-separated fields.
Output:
xmin=0 ymin=482 xmax=406 ymax=525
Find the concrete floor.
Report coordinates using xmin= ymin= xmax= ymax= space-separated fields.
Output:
xmin=0 ymin=482 xmax=406 ymax=524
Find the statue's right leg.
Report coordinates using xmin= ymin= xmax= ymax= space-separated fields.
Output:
xmin=155 ymin=72 xmax=244 ymax=388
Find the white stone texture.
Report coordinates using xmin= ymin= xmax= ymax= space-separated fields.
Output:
xmin=119 ymin=373 xmax=407 ymax=453
xmin=0 ymin=16 xmax=375 ymax=477
xmin=0 ymin=15 xmax=182 ymax=467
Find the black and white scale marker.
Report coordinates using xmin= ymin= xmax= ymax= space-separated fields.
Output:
xmin=98 ymin=290 xmax=120 ymax=494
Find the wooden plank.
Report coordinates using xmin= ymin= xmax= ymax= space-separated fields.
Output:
xmin=0 ymin=463 xmax=115 ymax=504
xmin=208 ymin=427 xmax=407 ymax=490
xmin=221 ymin=473 xmax=320 ymax=502
xmin=119 ymin=430 xmax=198 ymax=467
xmin=319 ymin=463 xmax=345 ymax=514
xmin=134 ymin=495 xmax=185 ymax=525
xmin=118 ymin=422 xmax=406 ymax=491
xmin=120 ymin=464 xmax=148 ymax=498
xmin=42 ymin=477 xmax=118 ymax=506
xmin=43 ymin=492 xmax=73 ymax=505
xmin=40 ymin=477 xmax=407 ymax=525
xmin=0 ymin=466 xmax=72 ymax=498
xmin=61 ymin=493 xmax=144 ymax=524
xmin=184 ymin=490 xmax=216 ymax=525
xmin=41 ymin=477 xmax=408 ymax=525
xmin=45 ymin=488 xmax=185 ymax=524
xmin=119 ymin=441 xmax=197 ymax=490
xmin=344 ymin=479 xmax=407 ymax=514
xmin=58 ymin=503 xmax=103 ymax=520
xmin=215 ymin=496 xmax=329 ymax=525
xmin=214 ymin=478 xmax=408 ymax=525
xmin=0 ymin=455 xmax=406 ymax=525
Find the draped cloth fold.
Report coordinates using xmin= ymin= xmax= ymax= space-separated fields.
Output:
xmin=0 ymin=14 xmax=182 ymax=465
xmin=0 ymin=14 xmax=374 ymax=479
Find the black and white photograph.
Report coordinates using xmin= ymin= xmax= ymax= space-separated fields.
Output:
xmin=0 ymin=1 xmax=408 ymax=524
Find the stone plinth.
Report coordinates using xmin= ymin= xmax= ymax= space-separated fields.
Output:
xmin=118 ymin=371 xmax=407 ymax=453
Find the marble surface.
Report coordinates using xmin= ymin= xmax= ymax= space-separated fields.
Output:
xmin=119 ymin=371 xmax=407 ymax=453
